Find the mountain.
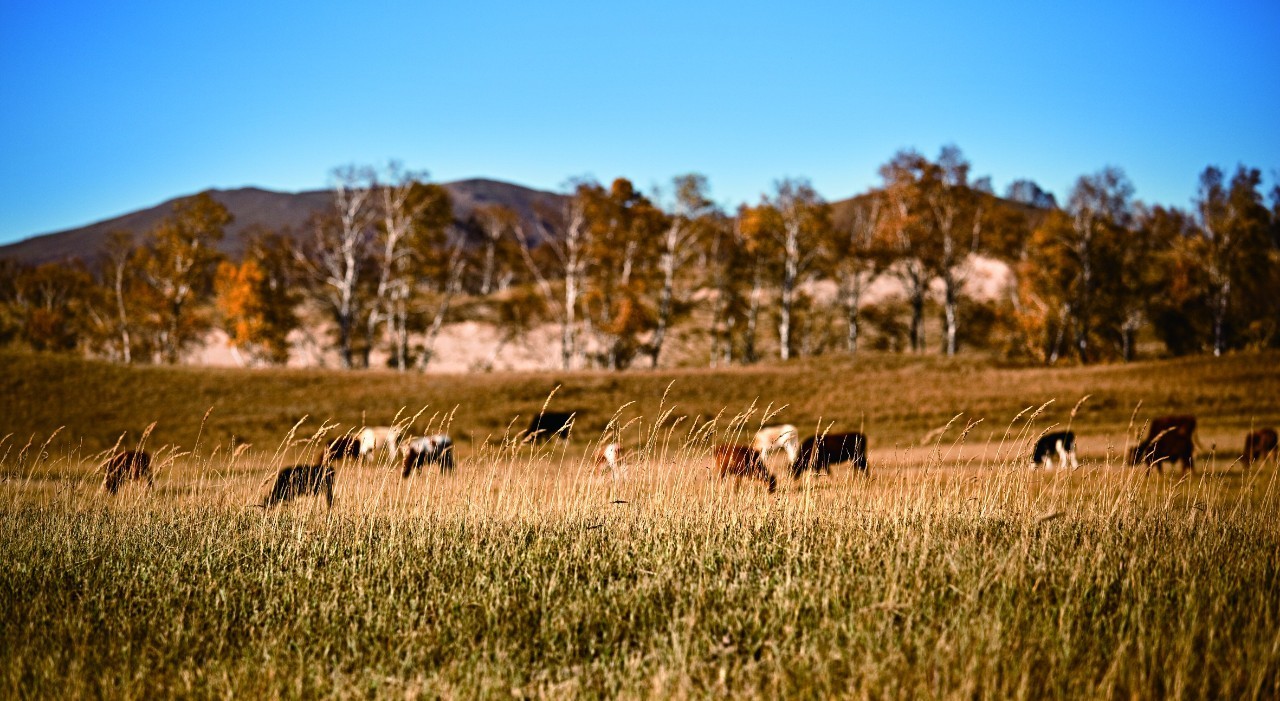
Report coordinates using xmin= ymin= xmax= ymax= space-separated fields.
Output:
xmin=0 ymin=179 xmax=566 ymax=265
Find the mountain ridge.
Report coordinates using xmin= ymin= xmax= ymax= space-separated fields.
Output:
xmin=0 ymin=178 xmax=567 ymax=265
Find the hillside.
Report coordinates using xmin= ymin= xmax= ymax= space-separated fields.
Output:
xmin=0 ymin=179 xmax=566 ymax=265
xmin=1 ymin=349 xmax=1275 ymax=457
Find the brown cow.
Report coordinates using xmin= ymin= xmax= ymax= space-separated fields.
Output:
xmin=262 ymin=464 xmax=335 ymax=509
xmin=713 ymin=444 xmax=777 ymax=493
xmin=1130 ymin=415 xmax=1196 ymax=472
xmin=792 ymin=432 xmax=867 ymax=477
xmin=101 ymin=450 xmax=152 ymax=494
xmin=1244 ymin=428 xmax=1278 ymax=466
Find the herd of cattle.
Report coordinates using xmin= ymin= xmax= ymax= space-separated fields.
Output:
xmin=96 ymin=411 xmax=1280 ymax=507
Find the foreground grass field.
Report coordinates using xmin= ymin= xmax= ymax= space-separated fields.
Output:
xmin=1 ymin=351 xmax=1279 ymax=697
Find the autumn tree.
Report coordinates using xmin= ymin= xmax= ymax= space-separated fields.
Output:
xmin=4 ymin=261 xmax=96 ymax=352
xmin=135 ymin=192 xmax=231 ymax=363
xmin=1137 ymin=205 xmax=1208 ymax=356
xmin=214 ymin=230 xmax=301 ymax=365
xmin=701 ymin=211 xmax=752 ymax=366
xmin=739 ymin=179 xmax=831 ymax=361
xmin=876 ymin=150 xmax=936 ymax=352
xmin=579 ymin=178 xmax=664 ymax=369
xmin=1018 ymin=168 xmax=1133 ymax=363
xmin=1065 ymin=167 xmax=1133 ymax=362
xmin=403 ymin=183 xmax=462 ymax=371
xmin=1016 ymin=210 xmax=1076 ymax=363
xmin=647 ymin=173 xmax=713 ymax=367
xmin=1194 ymin=165 xmax=1275 ymax=354
xmin=735 ymin=202 xmax=781 ymax=362
xmin=831 ymin=196 xmax=886 ymax=354
xmin=1104 ymin=204 xmax=1175 ymax=361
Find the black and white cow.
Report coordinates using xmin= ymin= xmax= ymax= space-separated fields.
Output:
xmin=1031 ymin=431 xmax=1078 ymax=469
xmin=402 ymin=434 xmax=455 ymax=476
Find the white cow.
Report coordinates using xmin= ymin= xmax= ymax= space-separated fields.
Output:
xmin=752 ymin=424 xmax=800 ymax=466
xmin=358 ymin=426 xmax=400 ymax=462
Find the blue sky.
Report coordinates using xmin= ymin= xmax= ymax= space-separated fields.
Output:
xmin=1 ymin=1 xmax=1277 ymax=243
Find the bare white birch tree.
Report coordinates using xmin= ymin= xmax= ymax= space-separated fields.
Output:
xmin=515 ymin=189 xmax=590 ymax=370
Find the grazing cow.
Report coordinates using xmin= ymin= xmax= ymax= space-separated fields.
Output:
xmin=526 ymin=411 xmax=575 ymax=443
xmin=1130 ymin=415 xmax=1197 ymax=472
xmin=1243 ymin=428 xmax=1278 ymax=466
xmin=1031 ymin=431 xmax=1079 ymax=470
xmin=101 ymin=450 xmax=152 ymax=494
xmin=323 ymin=436 xmax=361 ymax=464
xmin=792 ymin=432 xmax=868 ymax=477
xmin=752 ymin=424 xmax=800 ymax=465
xmin=403 ymin=435 xmax=455 ymax=476
xmin=594 ymin=442 xmax=625 ymax=476
xmin=713 ymin=444 xmax=777 ymax=493
xmin=357 ymin=426 xmax=400 ymax=461
xmin=262 ymin=464 xmax=335 ymax=509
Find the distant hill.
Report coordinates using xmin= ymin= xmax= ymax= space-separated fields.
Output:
xmin=0 ymin=179 xmax=567 ymax=266
xmin=2 ymin=178 xmax=1047 ymax=267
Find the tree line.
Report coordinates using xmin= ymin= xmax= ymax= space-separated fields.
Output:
xmin=2 ymin=149 xmax=1278 ymax=369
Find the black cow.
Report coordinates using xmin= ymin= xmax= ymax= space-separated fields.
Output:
xmin=1031 ymin=431 xmax=1078 ymax=469
xmin=322 ymin=436 xmax=361 ymax=464
xmin=792 ymin=432 xmax=867 ymax=477
xmin=102 ymin=450 xmax=153 ymax=494
xmin=1130 ymin=415 xmax=1196 ymax=472
xmin=525 ymin=411 xmax=576 ymax=443
xmin=263 ymin=464 xmax=335 ymax=509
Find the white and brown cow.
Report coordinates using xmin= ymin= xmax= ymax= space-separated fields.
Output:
xmin=357 ymin=426 xmax=400 ymax=462
xmin=752 ymin=424 xmax=799 ymax=466
xmin=593 ymin=442 xmax=626 ymax=477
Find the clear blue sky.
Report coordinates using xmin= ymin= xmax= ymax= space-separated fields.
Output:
xmin=1 ymin=1 xmax=1277 ymax=243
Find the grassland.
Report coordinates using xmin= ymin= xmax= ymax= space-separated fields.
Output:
xmin=1 ymin=351 xmax=1279 ymax=698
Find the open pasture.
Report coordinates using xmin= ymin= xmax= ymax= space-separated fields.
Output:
xmin=1 ymin=351 xmax=1279 ymax=698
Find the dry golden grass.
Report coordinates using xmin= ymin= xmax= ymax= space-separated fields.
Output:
xmin=2 ymin=350 xmax=1279 ymax=697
